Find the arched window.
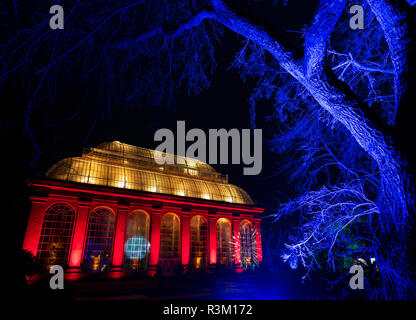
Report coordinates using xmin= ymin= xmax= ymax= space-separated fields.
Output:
xmin=190 ymin=215 xmax=208 ymax=269
xmin=123 ymin=210 xmax=150 ymax=271
xmin=36 ymin=203 xmax=75 ymax=269
xmin=240 ymin=220 xmax=256 ymax=269
xmin=216 ymin=218 xmax=232 ymax=267
xmin=159 ymin=213 xmax=180 ymax=259
xmin=83 ymin=207 xmax=115 ymax=272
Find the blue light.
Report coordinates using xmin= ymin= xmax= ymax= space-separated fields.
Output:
xmin=124 ymin=236 xmax=150 ymax=260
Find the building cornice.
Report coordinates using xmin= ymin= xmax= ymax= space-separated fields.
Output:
xmin=26 ymin=178 xmax=265 ymax=215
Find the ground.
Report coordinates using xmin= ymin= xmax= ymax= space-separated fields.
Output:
xmin=22 ymin=269 xmax=333 ymax=300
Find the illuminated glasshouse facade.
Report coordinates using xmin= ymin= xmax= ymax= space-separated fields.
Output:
xmin=22 ymin=141 xmax=263 ymax=274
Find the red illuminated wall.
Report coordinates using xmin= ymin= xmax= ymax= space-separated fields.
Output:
xmin=23 ymin=179 xmax=264 ymax=273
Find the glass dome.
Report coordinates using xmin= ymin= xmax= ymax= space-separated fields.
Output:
xmin=45 ymin=141 xmax=254 ymax=205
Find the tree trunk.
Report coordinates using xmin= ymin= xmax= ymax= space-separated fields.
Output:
xmin=212 ymin=1 xmax=409 ymax=229
xmin=212 ymin=0 xmax=413 ymax=298
xmin=367 ymin=0 xmax=416 ymax=165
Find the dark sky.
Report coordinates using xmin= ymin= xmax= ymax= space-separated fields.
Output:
xmin=3 ymin=1 xmax=416 ymax=301
xmin=3 ymin=0 xmax=322 ymax=205
xmin=2 ymin=0 xmax=320 ymax=251
xmin=32 ymin=29 xmax=291 ymax=212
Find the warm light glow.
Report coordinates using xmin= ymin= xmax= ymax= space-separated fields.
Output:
xmin=195 ymin=257 xmax=202 ymax=268
xmin=45 ymin=141 xmax=255 ymax=204
xmin=90 ymin=254 xmax=101 ymax=271
xmin=116 ymin=179 xmax=130 ymax=189
xmin=187 ymin=160 xmax=196 ymax=168
xmin=117 ymin=180 xmax=125 ymax=188
xmin=225 ymin=196 xmax=233 ymax=203
xmin=186 ymin=168 xmax=198 ymax=175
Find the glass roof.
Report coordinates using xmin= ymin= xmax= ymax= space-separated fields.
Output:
xmin=45 ymin=141 xmax=254 ymax=205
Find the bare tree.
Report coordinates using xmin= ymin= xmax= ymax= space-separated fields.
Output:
xmin=1 ymin=0 xmax=415 ymax=298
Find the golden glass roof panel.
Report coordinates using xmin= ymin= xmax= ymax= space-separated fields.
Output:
xmin=45 ymin=141 xmax=254 ymax=205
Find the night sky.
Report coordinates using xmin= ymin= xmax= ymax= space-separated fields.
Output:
xmin=0 ymin=0 xmax=356 ymax=261
xmin=2 ymin=29 xmax=285 ymax=255
xmin=4 ymin=1 xmax=415 ymax=301
xmin=3 ymin=0 xmax=320 ymax=223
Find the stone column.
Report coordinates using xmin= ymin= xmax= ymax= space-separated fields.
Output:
xmin=22 ymin=197 xmax=47 ymax=257
xmin=111 ymin=206 xmax=128 ymax=271
xmin=148 ymin=210 xmax=161 ymax=273
xmin=208 ymin=217 xmax=217 ymax=266
xmin=68 ymin=202 xmax=90 ymax=271
xmin=181 ymin=214 xmax=191 ymax=269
